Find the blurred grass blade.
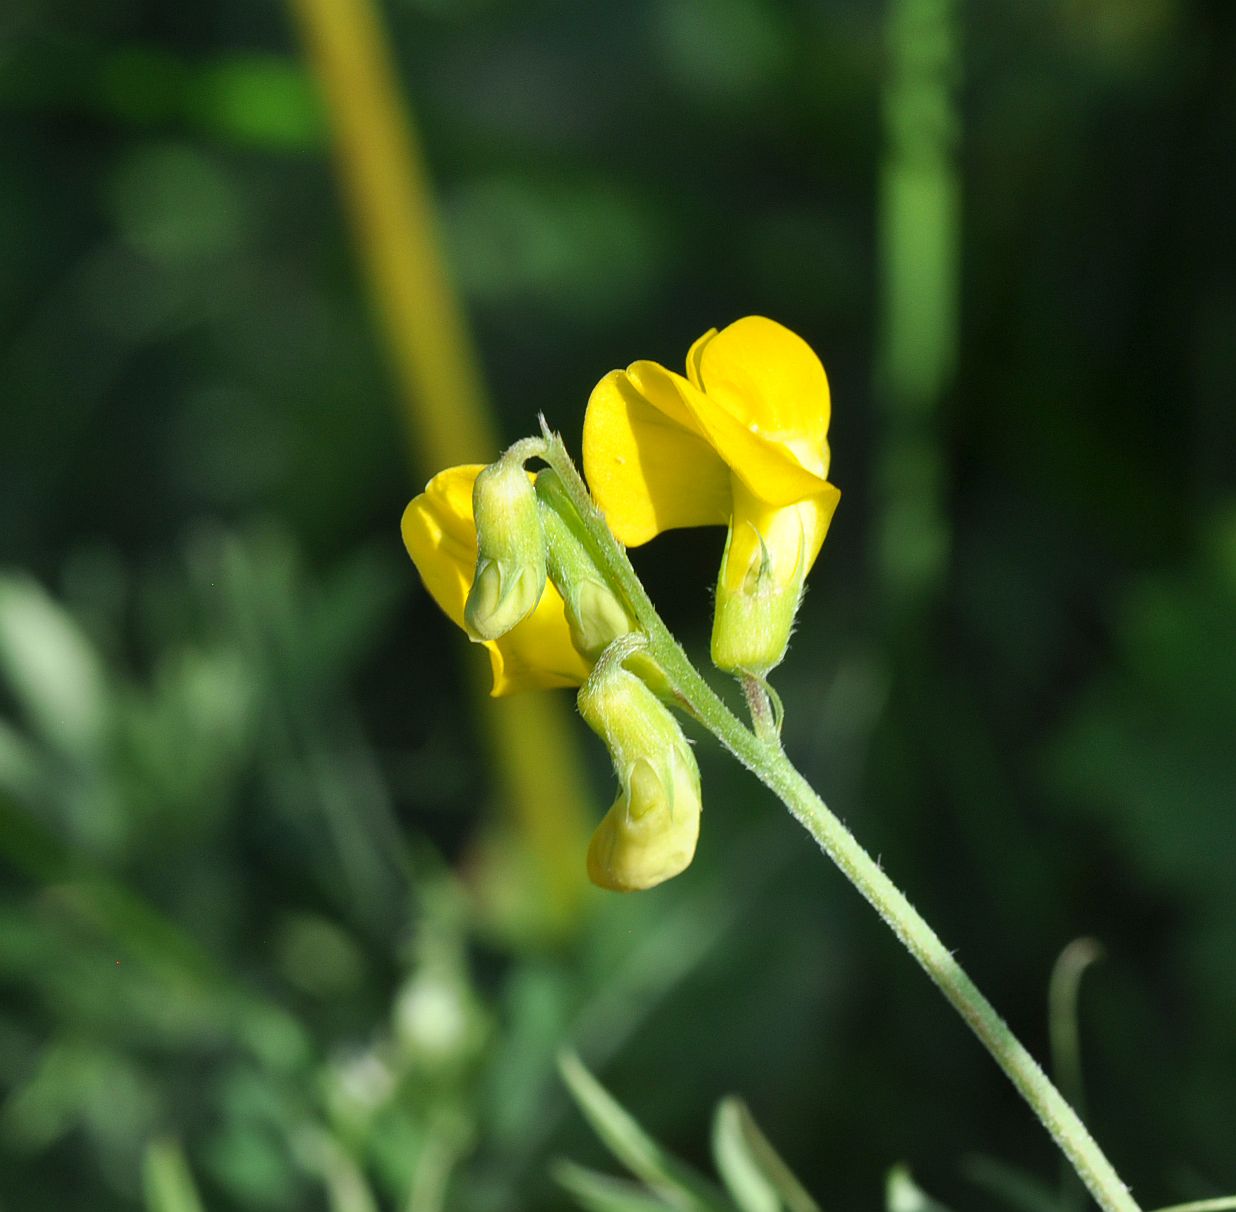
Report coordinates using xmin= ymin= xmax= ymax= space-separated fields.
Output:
xmin=557 ymin=1050 xmax=731 ymax=1211
xmin=1048 ymin=938 xmax=1104 ymax=1212
xmin=295 ymin=1127 xmax=380 ymax=1212
xmin=1049 ymin=938 xmax=1103 ymax=1116
xmin=554 ymin=1159 xmax=681 ymax=1212
xmin=961 ymin=1154 xmax=1059 ymax=1212
xmin=286 ymin=0 xmax=592 ymax=938
xmin=143 ymin=1137 xmax=205 ymax=1212
xmin=886 ymin=1165 xmax=955 ymax=1212
xmin=874 ymin=0 xmax=960 ymax=619
xmin=712 ymin=1097 xmax=819 ymax=1212
xmin=406 ymin=1109 xmax=472 ymax=1212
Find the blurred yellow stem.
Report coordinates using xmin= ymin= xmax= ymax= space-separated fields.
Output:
xmin=287 ymin=0 xmax=488 ymax=470
xmin=288 ymin=0 xmax=591 ymax=933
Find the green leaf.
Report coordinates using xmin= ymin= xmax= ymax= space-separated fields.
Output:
xmin=143 ymin=1137 xmax=206 ymax=1212
xmin=711 ymin=1098 xmax=820 ymax=1212
xmin=886 ymin=1165 xmax=956 ymax=1212
xmin=0 ymin=574 xmax=107 ymax=759
xmin=554 ymin=1160 xmax=682 ymax=1212
xmin=557 ymin=1050 xmax=731 ymax=1211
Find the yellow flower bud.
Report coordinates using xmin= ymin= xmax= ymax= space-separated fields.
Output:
xmin=463 ymin=458 xmax=547 ymax=641
xmin=577 ymin=661 xmax=701 ymax=892
xmin=710 ymin=480 xmax=838 ymax=675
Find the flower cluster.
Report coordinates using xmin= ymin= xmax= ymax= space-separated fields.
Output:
xmin=402 ymin=317 xmax=838 ymax=890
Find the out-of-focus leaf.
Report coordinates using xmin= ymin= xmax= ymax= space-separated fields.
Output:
xmin=961 ymin=1154 xmax=1060 ymax=1212
xmin=1050 ymin=510 xmax=1236 ymax=893
xmin=0 ymin=574 xmax=107 ymax=759
xmin=185 ymin=55 xmax=324 ymax=149
xmin=3 ymin=1040 xmax=158 ymax=1155
xmin=143 ymin=1136 xmax=206 ymax=1212
xmin=558 ymin=1050 xmax=731 ymax=1211
xmin=103 ymin=142 xmax=248 ymax=265
xmin=712 ymin=1098 xmax=819 ymax=1212
xmin=95 ymin=45 xmax=325 ymax=148
xmin=445 ymin=175 xmax=662 ymax=319
xmin=554 ymin=1159 xmax=682 ymax=1212
xmin=0 ymin=716 xmax=44 ymax=798
xmin=886 ymin=1165 xmax=955 ymax=1212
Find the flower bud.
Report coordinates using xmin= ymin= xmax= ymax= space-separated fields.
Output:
xmin=463 ymin=458 xmax=547 ymax=641
xmin=711 ymin=531 xmax=804 ymax=676
xmin=577 ymin=661 xmax=701 ymax=892
xmin=711 ymin=482 xmax=838 ymax=675
xmin=535 ymin=469 xmax=636 ymax=660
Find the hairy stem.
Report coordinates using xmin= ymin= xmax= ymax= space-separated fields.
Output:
xmin=539 ymin=429 xmax=1140 ymax=1212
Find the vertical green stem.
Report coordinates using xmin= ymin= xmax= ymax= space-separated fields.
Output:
xmin=539 ymin=432 xmax=1140 ymax=1212
xmin=875 ymin=0 xmax=960 ymax=618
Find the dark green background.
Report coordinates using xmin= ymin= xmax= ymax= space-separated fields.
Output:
xmin=2 ymin=1 xmax=1234 ymax=1209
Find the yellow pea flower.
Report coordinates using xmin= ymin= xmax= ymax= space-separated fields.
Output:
xmin=583 ymin=316 xmax=840 ymax=674
xmin=401 ymin=465 xmax=591 ymax=695
xmin=577 ymin=658 xmax=701 ymax=892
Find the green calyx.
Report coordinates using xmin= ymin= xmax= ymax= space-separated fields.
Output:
xmin=577 ymin=654 xmax=701 ymax=892
xmin=464 ymin=456 xmax=548 ymax=641
xmin=710 ymin=526 xmax=806 ymax=677
xmin=535 ymin=468 xmax=637 ymax=659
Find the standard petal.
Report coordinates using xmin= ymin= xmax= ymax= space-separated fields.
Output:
xmin=401 ymin=465 xmax=589 ymax=695
xmin=672 ymin=317 xmax=833 ymax=506
xmin=685 ymin=327 xmax=719 ymax=391
xmin=583 ymin=368 xmax=731 ymax=547
xmin=696 ymin=316 xmax=831 ymax=463
xmin=661 ymin=366 xmax=830 ymax=509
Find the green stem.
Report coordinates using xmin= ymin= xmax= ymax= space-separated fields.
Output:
xmin=538 ymin=428 xmax=1140 ymax=1212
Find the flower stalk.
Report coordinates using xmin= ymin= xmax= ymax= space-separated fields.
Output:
xmin=537 ymin=426 xmax=1141 ymax=1212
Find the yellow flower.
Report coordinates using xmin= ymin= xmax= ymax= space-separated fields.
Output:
xmin=401 ymin=465 xmax=590 ymax=695
xmin=582 ymin=316 xmax=840 ymax=673
xmin=578 ymin=658 xmax=702 ymax=892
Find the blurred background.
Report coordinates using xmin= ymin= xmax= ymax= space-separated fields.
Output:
xmin=1 ymin=0 xmax=1234 ymax=1209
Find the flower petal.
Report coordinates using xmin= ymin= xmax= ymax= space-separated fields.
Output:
xmin=401 ymin=465 xmax=589 ymax=695
xmin=483 ymin=588 xmax=592 ymax=695
xmin=661 ymin=366 xmax=830 ymax=509
xmin=400 ymin=464 xmax=484 ymax=632
xmin=723 ymin=477 xmax=842 ymax=594
xmin=666 ymin=317 xmax=834 ymax=507
xmin=696 ymin=317 xmax=831 ymax=468
xmin=685 ymin=327 xmax=718 ymax=391
xmin=583 ymin=367 xmax=731 ymax=547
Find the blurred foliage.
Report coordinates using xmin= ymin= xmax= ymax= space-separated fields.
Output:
xmin=2 ymin=0 xmax=1234 ymax=1210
